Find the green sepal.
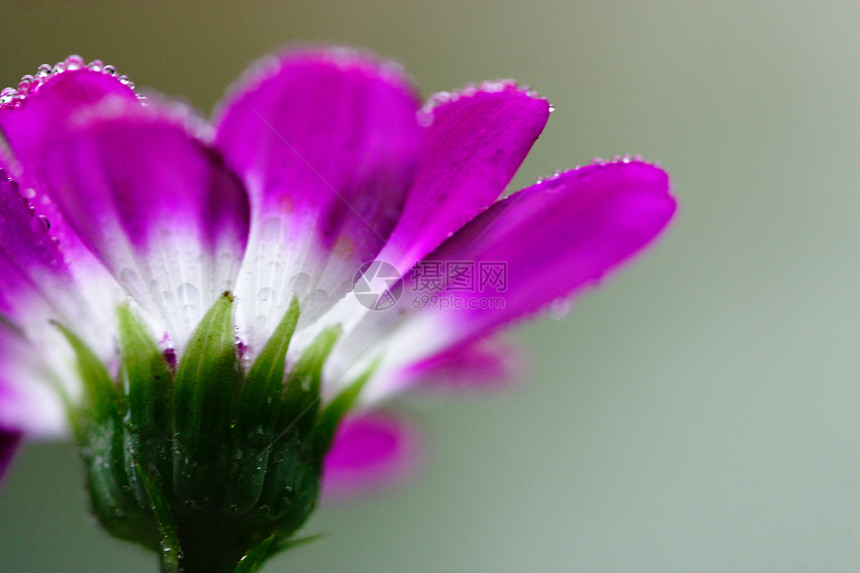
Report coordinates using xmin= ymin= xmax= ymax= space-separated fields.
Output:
xmin=311 ymin=358 xmax=378 ymax=458
xmin=118 ymin=305 xmax=174 ymax=503
xmin=225 ymin=298 xmax=300 ymax=513
xmin=173 ymin=292 xmax=240 ymax=504
xmin=254 ymin=326 xmax=340 ymax=516
xmin=279 ymin=325 xmax=341 ymax=435
xmin=53 ymin=321 xmax=121 ymax=427
xmin=232 ymin=534 xmax=275 ymax=573
xmin=135 ymin=462 xmax=182 ymax=573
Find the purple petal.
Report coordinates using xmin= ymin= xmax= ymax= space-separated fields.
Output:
xmin=0 ymin=170 xmax=120 ymax=368
xmin=398 ymin=336 xmax=524 ymax=392
xmin=0 ymin=322 xmax=68 ymax=437
xmin=376 ymin=83 xmax=550 ymax=274
xmin=322 ymin=412 xmax=420 ymax=500
xmin=0 ymin=427 xmax=21 ymax=484
xmin=0 ymin=170 xmax=71 ymax=319
xmin=333 ymin=160 xmax=675 ymax=402
xmin=215 ymin=48 xmax=422 ymax=352
xmin=411 ymin=159 xmax=677 ymax=340
xmin=0 ymin=61 xmax=139 ymax=261
xmin=40 ymin=101 xmax=251 ymax=348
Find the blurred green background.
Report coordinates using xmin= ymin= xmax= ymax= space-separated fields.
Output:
xmin=2 ymin=1 xmax=860 ymax=571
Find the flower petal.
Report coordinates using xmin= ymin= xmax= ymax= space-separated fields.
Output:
xmin=376 ymin=83 xmax=550 ymax=275
xmin=322 ymin=412 xmax=420 ymax=499
xmin=419 ymin=160 xmax=676 ymax=338
xmin=0 ymin=169 xmax=71 ymax=318
xmin=40 ymin=101 xmax=251 ymax=349
xmin=0 ymin=427 xmax=21 ymax=483
xmin=0 ymin=59 xmax=139 ymax=261
xmin=0 ymin=321 xmax=68 ymax=437
xmin=215 ymin=48 xmax=422 ymax=353
xmin=398 ymin=335 xmax=524 ymax=392
xmin=333 ymin=160 xmax=675 ymax=402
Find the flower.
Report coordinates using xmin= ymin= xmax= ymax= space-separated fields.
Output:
xmin=0 ymin=49 xmax=675 ymax=570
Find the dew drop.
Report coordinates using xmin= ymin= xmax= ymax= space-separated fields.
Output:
xmin=257 ymin=286 xmax=273 ymax=302
xmin=119 ymin=268 xmax=144 ymax=292
xmin=35 ymin=64 xmax=52 ymax=79
xmin=291 ymin=272 xmax=311 ymax=295
xmin=17 ymin=74 xmax=34 ymax=92
xmin=549 ymin=298 xmax=572 ymax=319
xmin=29 ymin=215 xmax=50 ymax=234
xmin=65 ymin=55 xmax=84 ymax=70
xmin=176 ymin=282 xmax=199 ymax=306
xmin=102 ymin=64 xmax=117 ymax=76
xmin=87 ymin=59 xmax=104 ymax=72
xmin=254 ymin=314 xmax=267 ymax=330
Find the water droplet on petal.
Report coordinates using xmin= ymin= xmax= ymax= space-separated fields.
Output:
xmin=176 ymin=282 xmax=199 ymax=306
xmin=35 ymin=64 xmax=52 ymax=79
xmin=102 ymin=64 xmax=117 ymax=76
xmin=291 ymin=272 xmax=311 ymax=296
xmin=65 ymin=55 xmax=84 ymax=70
xmin=29 ymin=215 xmax=50 ymax=234
xmin=549 ymin=298 xmax=572 ymax=319
xmin=257 ymin=287 xmax=273 ymax=302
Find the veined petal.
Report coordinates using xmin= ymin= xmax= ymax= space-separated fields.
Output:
xmin=0 ymin=170 xmax=116 ymax=364
xmin=215 ymin=48 xmax=422 ymax=354
xmin=397 ymin=335 xmax=524 ymax=392
xmin=322 ymin=412 xmax=419 ymax=500
xmin=419 ymin=160 xmax=676 ymax=337
xmin=0 ymin=427 xmax=21 ymax=483
xmin=376 ymin=83 xmax=550 ymax=275
xmin=333 ymin=160 xmax=675 ymax=401
xmin=0 ymin=320 xmax=69 ymax=437
xmin=0 ymin=58 xmax=139 ymax=262
xmin=0 ymin=170 xmax=70 ymax=316
xmin=40 ymin=101 xmax=251 ymax=349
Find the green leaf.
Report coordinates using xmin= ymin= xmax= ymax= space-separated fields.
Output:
xmin=173 ymin=292 xmax=240 ymax=503
xmin=135 ymin=462 xmax=182 ymax=573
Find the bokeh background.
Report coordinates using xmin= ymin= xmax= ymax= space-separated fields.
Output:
xmin=2 ymin=2 xmax=860 ymax=571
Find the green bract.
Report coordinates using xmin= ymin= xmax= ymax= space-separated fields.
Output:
xmin=59 ymin=293 xmax=366 ymax=573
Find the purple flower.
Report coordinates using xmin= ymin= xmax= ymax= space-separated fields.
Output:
xmin=0 ymin=49 xmax=675 ymax=500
